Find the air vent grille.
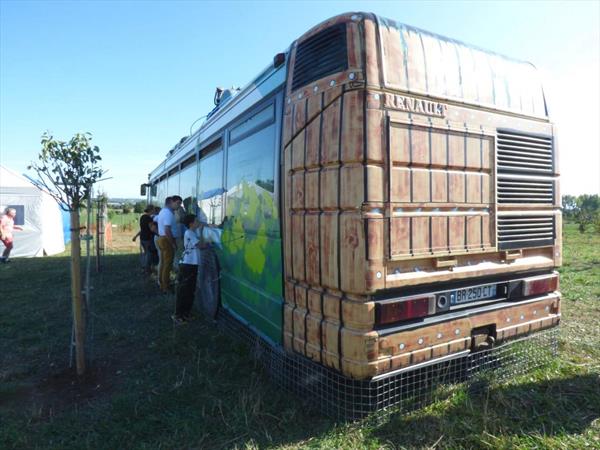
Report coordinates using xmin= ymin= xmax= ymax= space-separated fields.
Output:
xmin=292 ymin=23 xmax=348 ymax=92
xmin=497 ymin=176 xmax=554 ymax=204
xmin=496 ymin=129 xmax=555 ymax=205
xmin=497 ymin=130 xmax=553 ymax=175
xmin=497 ymin=215 xmax=555 ymax=250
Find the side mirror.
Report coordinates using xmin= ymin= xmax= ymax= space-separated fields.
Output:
xmin=140 ymin=184 xmax=147 ymax=196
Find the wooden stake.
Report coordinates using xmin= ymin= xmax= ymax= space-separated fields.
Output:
xmin=70 ymin=207 xmax=86 ymax=376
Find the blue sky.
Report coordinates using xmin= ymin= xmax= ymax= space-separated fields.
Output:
xmin=1 ymin=0 xmax=598 ymax=197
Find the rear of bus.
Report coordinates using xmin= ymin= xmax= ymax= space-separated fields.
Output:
xmin=281 ymin=13 xmax=560 ymax=379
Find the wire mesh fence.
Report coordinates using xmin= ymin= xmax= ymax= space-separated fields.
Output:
xmin=216 ymin=308 xmax=559 ymax=421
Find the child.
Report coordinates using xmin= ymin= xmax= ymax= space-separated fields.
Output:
xmin=172 ymin=214 xmax=202 ymax=324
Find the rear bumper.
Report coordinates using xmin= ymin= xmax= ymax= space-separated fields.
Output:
xmin=341 ymin=292 xmax=561 ymax=379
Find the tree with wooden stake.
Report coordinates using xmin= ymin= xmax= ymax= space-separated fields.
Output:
xmin=29 ymin=132 xmax=105 ymax=376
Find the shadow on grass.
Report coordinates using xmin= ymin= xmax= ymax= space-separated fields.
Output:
xmin=2 ymin=253 xmax=599 ymax=449
xmin=373 ymin=371 xmax=600 ymax=448
xmin=0 ymin=253 xmax=333 ymax=448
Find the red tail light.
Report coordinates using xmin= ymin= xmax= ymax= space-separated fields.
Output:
xmin=376 ymin=295 xmax=435 ymax=325
xmin=522 ymin=274 xmax=559 ymax=297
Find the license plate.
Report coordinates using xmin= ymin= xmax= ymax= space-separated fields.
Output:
xmin=452 ymin=284 xmax=497 ymax=305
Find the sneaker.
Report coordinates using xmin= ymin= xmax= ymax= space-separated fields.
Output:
xmin=171 ymin=314 xmax=187 ymax=325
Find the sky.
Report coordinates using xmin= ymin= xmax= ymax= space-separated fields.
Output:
xmin=1 ymin=0 xmax=599 ymax=198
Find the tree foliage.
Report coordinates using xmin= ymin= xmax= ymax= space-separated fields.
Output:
xmin=28 ymin=132 xmax=105 ymax=210
xmin=561 ymin=195 xmax=577 ymax=219
xmin=134 ymin=200 xmax=147 ymax=214
xmin=562 ymin=194 xmax=600 ymax=233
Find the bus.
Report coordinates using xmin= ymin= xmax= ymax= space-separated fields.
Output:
xmin=144 ymin=12 xmax=561 ymax=381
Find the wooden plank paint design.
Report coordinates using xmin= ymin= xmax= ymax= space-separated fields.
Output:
xmin=377 ymin=16 xmax=548 ymax=118
xmin=279 ymin=14 xmax=559 ymax=379
xmin=305 ymin=213 xmax=321 ymax=286
xmin=387 ymin=122 xmax=494 ymax=258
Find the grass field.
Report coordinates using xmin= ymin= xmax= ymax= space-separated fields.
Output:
xmin=79 ymin=208 xmax=139 ymax=231
xmin=0 ymin=223 xmax=598 ymax=449
xmin=107 ymin=211 xmax=139 ymax=231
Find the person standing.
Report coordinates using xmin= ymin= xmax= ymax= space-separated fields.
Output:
xmin=147 ymin=206 xmax=160 ymax=272
xmin=171 ymin=199 xmax=185 ymax=270
xmin=172 ymin=214 xmax=202 ymax=324
xmin=155 ymin=196 xmax=182 ymax=292
xmin=0 ymin=208 xmax=23 ymax=263
xmin=132 ymin=204 xmax=155 ymax=274
xmin=150 ymin=205 xmax=161 ymax=279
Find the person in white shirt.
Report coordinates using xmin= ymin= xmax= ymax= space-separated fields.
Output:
xmin=155 ymin=195 xmax=182 ymax=293
xmin=172 ymin=214 xmax=203 ymax=323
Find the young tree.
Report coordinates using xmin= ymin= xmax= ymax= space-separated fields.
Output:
xmin=575 ymin=194 xmax=600 ymax=233
xmin=29 ymin=132 xmax=105 ymax=376
xmin=561 ymin=195 xmax=577 ymax=220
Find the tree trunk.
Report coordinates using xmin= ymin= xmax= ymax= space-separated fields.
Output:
xmin=70 ymin=208 xmax=86 ymax=375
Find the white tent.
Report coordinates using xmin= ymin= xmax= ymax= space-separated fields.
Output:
xmin=0 ymin=165 xmax=65 ymax=257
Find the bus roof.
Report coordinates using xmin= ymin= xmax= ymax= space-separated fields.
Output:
xmin=372 ymin=14 xmax=548 ymax=118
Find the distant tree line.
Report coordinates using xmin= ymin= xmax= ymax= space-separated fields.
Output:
xmin=103 ymin=200 xmax=147 ymax=216
xmin=562 ymin=194 xmax=600 ymax=233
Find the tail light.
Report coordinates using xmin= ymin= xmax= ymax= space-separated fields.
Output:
xmin=522 ymin=274 xmax=559 ymax=297
xmin=376 ymin=295 xmax=435 ymax=325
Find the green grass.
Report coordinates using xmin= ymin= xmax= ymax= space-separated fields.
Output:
xmin=0 ymin=224 xmax=598 ymax=449
xmin=108 ymin=211 xmax=138 ymax=228
xmin=79 ymin=208 xmax=138 ymax=230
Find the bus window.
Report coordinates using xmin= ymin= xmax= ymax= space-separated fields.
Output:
xmin=226 ymin=122 xmax=276 ymax=232
xmin=227 ymin=125 xmax=275 ymax=192
xmin=179 ymin=159 xmax=197 ymax=214
xmin=166 ymin=172 xmax=179 ymax=197
xmin=198 ymin=151 xmax=224 ymax=225
xmin=149 ymin=183 xmax=157 ymax=204
xmin=156 ymin=178 xmax=167 ymax=206
xmin=230 ymin=104 xmax=274 ymax=144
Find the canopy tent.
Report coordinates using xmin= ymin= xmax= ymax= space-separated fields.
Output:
xmin=0 ymin=165 xmax=65 ymax=257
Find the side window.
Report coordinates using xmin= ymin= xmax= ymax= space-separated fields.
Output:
xmin=179 ymin=160 xmax=197 ymax=214
xmin=225 ymin=115 xmax=276 ymax=234
xmin=166 ymin=172 xmax=179 ymax=197
xmin=227 ymin=124 xmax=275 ymax=194
xmin=156 ymin=178 xmax=166 ymax=206
xmin=230 ymin=104 xmax=274 ymax=143
xmin=198 ymin=150 xmax=224 ymax=225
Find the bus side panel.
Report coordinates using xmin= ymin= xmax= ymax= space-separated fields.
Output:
xmin=282 ymin=87 xmax=367 ymax=361
xmin=218 ymin=95 xmax=285 ymax=345
xmin=219 ymin=192 xmax=283 ymax=343
xmin=219 ymin=186 xmax=285 ymax=344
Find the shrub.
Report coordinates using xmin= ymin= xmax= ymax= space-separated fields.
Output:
xmin=134 ymin=201 xmax=147 ymax=214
